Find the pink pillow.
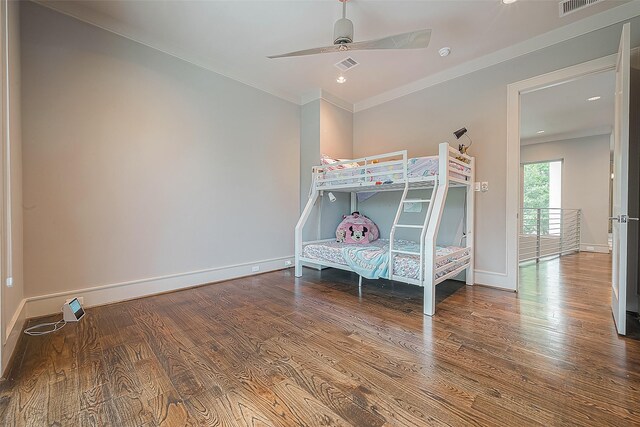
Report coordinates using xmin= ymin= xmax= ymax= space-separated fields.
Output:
xmin=336 ymin=212 xmax=380 ymax=244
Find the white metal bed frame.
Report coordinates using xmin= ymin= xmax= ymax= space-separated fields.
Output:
xmin=295 ymin=142 xmax=475 ymax=315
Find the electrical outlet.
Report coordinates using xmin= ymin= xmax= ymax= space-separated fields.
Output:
xmin=586 ymin=246 xmax=595 ymax=251
xmin=251 ymin=265 xmax=260 ymax=272
xmin=481 ymin=182 xmax=489 ymax=192
xmin=284 ymin=260 xmax=292 ymax=267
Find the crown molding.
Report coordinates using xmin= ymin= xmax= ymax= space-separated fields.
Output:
xmin=300 ymin=89 xmax=353 ymax=112
xmin=31 ymin=0 xmax=301 ymax=105
xmin=353 ymin=1 xmax=640 ymax=113
xmin=320 ymin=90 xmax=354 ymax=113
xmin=300 ymin=88 xmax=322 ymax=106
xmin=521 ymin=126 xmax=612 ymax=146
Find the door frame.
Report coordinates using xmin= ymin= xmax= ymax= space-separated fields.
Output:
xmin=506 ymin=54 xmax=618 ymax=291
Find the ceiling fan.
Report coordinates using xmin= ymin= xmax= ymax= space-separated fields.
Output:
xmin=267 ymin=0 xmax=431 ymax=59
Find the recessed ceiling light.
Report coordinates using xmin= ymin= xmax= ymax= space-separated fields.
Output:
xmin=336 ymin=76 xmax=346 ymax=84
xmin=587 ymin=96 xmax=601 ymax=101
xmin=502 ymin=0 xmax=517 ymax=4
xmin=537 ymin=130 xmax=545 ymax=134
xmin=438 ymin=47 xmax=451 ymax=57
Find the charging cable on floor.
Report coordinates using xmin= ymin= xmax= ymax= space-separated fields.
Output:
xmin=24 ymin=318 xmax=67 ymax=336
xmin=23 ymin=298 xmax=85 ymax=336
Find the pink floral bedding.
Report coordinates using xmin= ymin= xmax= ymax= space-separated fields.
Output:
xmin=302 ymin=239 xmax=470 ymax=280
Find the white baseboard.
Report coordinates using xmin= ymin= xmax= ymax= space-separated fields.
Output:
xmin=474 ymin=269 xmax=514 ymax=290
xmin=580 ymin=243 xmax=610 ymax=254
xmin=25 ymin=255 xmax=294 ymax=319
xmin=2 ymin=298 xmax=27 ymax=375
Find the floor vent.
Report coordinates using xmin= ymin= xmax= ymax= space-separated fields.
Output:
xmin=334 ymin=57 xmax=359 ymax=72
xmin=559 ymin=0 xmax=602 ymax=17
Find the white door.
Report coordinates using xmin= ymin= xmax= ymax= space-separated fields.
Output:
xmin=611 ymin=23 xmax=631 ymax=335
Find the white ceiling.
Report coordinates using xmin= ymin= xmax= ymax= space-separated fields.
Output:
xmin=39 ymin=0 xmax=632 ymax=106
xmin=520 ymin=70 xmax=615 ymax=143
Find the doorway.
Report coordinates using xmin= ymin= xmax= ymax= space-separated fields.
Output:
xmin=518 ymin=71 xmax=615 ymax=265
xmin=516 ymin=71 xmax=615 ymax=329
xmin=507 ymin=24 xmax=639 ymax=335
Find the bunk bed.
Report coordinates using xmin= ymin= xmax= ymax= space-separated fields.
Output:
xmin=295 ymin=142 xmax=475 ymax=316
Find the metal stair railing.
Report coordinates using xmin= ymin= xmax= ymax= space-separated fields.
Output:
xmin=519 ymin=208 xmax=581 ymax=263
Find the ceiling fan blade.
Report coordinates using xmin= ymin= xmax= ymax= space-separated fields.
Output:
xmin=268 ymin=44 xmax=344 ymax=59
xmin=267 ymin=29 xmax=431 ymax=59
xmin=348 ymin=29 xmax=431 ymax=51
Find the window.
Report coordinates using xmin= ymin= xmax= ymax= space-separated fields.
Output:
xmin=522 ymin=160 xmax=562 ymax=235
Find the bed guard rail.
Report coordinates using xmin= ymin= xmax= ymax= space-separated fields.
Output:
xmin=312 ymin=151 xmax=409 ymax=191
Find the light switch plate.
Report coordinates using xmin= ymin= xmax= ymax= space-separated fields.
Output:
xmin=474 ymin=182 xmax=481 ymax=192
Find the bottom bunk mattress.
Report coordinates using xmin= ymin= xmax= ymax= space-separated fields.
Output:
xmin=302 ymin=239 xmax=470 ymax=280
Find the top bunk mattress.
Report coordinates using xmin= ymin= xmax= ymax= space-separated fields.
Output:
xmin=318 ymin=155 xmax=469 ymax=188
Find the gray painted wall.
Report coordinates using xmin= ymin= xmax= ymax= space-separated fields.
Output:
xmin=299 ymin=99 xmax=353 ymax=242
xmin=21 ymin=2 xmax=300 ymax=298
xmin=300 ymin=100 xmax=320 ymax=215
xmin=353 ymin=18 xmax=640 ymax=280
xmin=319 ymin=100 xmax=353 ymax=240
xmin=356 ymin=188 xmax=466 ymax=247
xmin=521 ymin=135 xmax=611 ymax=252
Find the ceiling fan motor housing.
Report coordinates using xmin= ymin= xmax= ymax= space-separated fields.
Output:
xmin=334 ymin=18 xmax=354 ymax=44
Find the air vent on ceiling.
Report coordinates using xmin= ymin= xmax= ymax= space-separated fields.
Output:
xmin=334 ymin=57 xmax=359 ymax=72
xmin=559 ymin=0 xmax=602 ymax=17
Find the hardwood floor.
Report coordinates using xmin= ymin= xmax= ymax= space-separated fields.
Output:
xmin=1 ymin=252 xmax=639 ymax=426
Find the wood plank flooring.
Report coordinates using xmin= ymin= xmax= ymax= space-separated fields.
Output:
xmin=1 ymin=252 xmax=639 ymax=426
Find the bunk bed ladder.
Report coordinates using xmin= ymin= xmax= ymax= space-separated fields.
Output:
xmin=388 ymin=181 xmax=438 ymax=282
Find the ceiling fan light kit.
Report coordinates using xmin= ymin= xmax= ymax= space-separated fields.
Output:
xmin=267 ymin=0 xmax=432 ymax=59
xmin=333 ymin=2 xmax=354 ymax=45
